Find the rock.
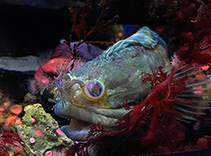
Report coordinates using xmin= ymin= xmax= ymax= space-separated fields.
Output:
xmin=12 ymin=103 xmax=72 ymax=156
xmin=0 ymin=56 xmax=43 ymax=72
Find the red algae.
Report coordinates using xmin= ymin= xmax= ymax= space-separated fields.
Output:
xmin=204 ymin=135 xmax=211 ymax=142
xmin=176 ymin=131 xmax=186 ymax=142
xmin=183 ymin=145 xmax=192 ymax=152
xmin=66 ymin=57 xmax=211 ymax=156
xmin=197 ymin=137 xmax=208 ymax=149
xmin=0 ymin=131 xmax=24 ymax=155
xmin=119 ymin=65 xmax=187 ymax=138
xmin=67 ymin=62 xmax=192 ymax=155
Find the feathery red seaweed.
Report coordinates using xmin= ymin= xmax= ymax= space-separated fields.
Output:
xmin=67 ymin=62 xmax=195 ymax=155
xmin=0 ymin=131 xmax=24 ymax=156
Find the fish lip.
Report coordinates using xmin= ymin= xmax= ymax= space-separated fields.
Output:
xmin=53 ymin=101 xmax=120 ymax=127
xmin=60 ymin=125 xmax=89 ymax=141
xmin=61 ymin=118 xmax=118 ymax=141
xmin=61 ymin=119 xmax=91 ymax=141
xmin=86 ymin=106 xmax=131 ymax=119
xmin=53 ymin=100 xmax=127 ymax=141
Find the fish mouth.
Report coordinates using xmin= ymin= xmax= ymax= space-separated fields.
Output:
xmin=60 ymin=119 xmax=93 ymax=141
xmin=60 ymin=118 xmax=122 ymax=141
xmin=53 ymin=101 xmax=130 ymax=140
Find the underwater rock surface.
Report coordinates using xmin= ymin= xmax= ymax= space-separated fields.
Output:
xmin=0 ymin=56 xmax=43 ymax=72
xmin=12 ymin=103 xmax=72 ymax=155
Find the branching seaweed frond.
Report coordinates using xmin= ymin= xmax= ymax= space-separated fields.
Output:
xmin=68 ymin=0 xmax=117 ymax=46
xmin=0 ymin=131 xmax=24 ymax=156
xmin=67 ymin=62 xmax=192 ymax=155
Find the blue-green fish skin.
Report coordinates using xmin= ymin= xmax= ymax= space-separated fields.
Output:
xmin=71 ymin=26 xmax=170 ymax=108
xmin=53 ymin=26 xmax=170 ymax=128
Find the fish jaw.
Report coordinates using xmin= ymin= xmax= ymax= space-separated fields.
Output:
xmin=60 ymin=119 xmax=91 ymax=141
xmin=53 ymin=101 xmax=125 ymax=141
xmin=61 ymin=125 xmax=90 ymax=141
xmin=53 ymin=101 xmax=119 ymax=127
xmin=60 ymin=118 xmax=119 ymax=141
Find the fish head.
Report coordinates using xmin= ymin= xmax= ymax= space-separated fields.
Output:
xmin=52 ymin=26 xmax=170 ymax=140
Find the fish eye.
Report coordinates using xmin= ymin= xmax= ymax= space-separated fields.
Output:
xmin=83 ymin=80 xmax=105 ymax=101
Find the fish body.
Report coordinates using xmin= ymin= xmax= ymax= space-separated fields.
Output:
xmin=73 ymin=27 xmax=169 ymax=108
xmin=53 ymin=26 xmax=171 ymax=140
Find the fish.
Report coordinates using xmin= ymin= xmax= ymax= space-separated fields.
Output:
xmin=52 ymin=26 xmax=211 ymax=141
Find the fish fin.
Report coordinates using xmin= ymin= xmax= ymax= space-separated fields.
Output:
xmin=105 ymin=26 xmax=162 ymax=56
xmin=174 ymin=65 xmax=211 ymax=122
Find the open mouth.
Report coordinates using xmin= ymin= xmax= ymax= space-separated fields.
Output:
xmin=53 ymin=101 xmax=130 ymax=141
xmin=60 ymin=118 xmax=94 ymax=141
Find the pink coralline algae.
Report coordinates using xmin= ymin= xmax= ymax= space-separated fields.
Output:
xmin=197 ymin=137 xmax=208 ymax=149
